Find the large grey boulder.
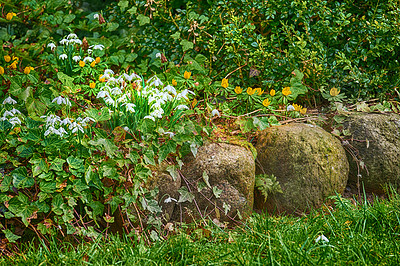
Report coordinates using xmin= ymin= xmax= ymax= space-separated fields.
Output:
xmin=171 ymin=142 xmax=255 ymax=223
xmin=343 ymin=113 xmax=400 ymax=194
xmin=255 ymin=123 xmax=349 ymax=214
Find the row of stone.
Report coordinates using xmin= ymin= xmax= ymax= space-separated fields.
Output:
xmin=153 ymin=113 xmax=400 ymax=223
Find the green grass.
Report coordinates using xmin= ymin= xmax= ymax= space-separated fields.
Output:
xmin=2 ymin=193 xmax=400 ymax=265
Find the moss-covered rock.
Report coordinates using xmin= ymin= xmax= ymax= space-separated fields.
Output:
xmin=255 ymin=123 xmax=349 ymax=214
xmin=171 ymin=142 xmax=255 ymax=223
xmin=343 ymin=113 xmax=400 ymax=194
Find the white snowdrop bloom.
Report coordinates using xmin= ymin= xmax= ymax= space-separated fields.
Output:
xmin=2 ymin=96 xmax=17 ymax=105
xmin=60 ymin=117 xmax=72 ymax=125
xmin=115 ymin=77 xmax=124 ymax=84
xmin=52 ymin=96 xmax=71 ymax=106
xmin=176 ymin=90 xmax=189 ymax=100
xmin=211 ymin=109 xmax=220 ymax=117
xmin=59 ymin=39 xmax=69 ymax=45
xmin=97 ymin=90 xmax=110 ymax=99
xmin=117 ymin=95 xmax=128 ymax=104
xmin=123 ymin=126 xmax=130 ymax=132
xmin=47 ymin=43 xmax=56 ymax=51
xmin=125 ymin=103 xmax=136 ymax=112
xmin=3 ymin=111 xmax=14 ymax=118
xmin=59 ymin=54 xmax=68 ymax=60
xmin=93 ymin=13 xmax=99 ymax=19
xmin=164 ymin=197 xmax=177 ymax=203
xmin=175 ymin=105 xmax=189 ymax=110
xmin=151 ymin=101 xmax=162 ymax=110
xmin=66 ymin=33 xmax=78 ymax=40
xmin=72 ymin=55 xmax=81 ymax=62
xmin=287 ymin=105 xmax=295 ymax=111
xmin=110 ymin=87 xmax=123 ymax=95
xmin=69 ymin=122 xmax=84 ymax=134
xmin=164 ymin=131 xmax=175 ymax=138
xmin=105 ymin=97 xmax=116 ymax=107
xmin=315 ymin=235 xmax=329 ymax=243
xmin=123 ymin=73 xmax=141 ymax=82
xmin=55 ymin=127 xmax=68 ymax=137
xmin=87 ymin=49 xmax=93 ymax=55
xmin=104 ymin=69 xmax=114 ymax=76
xmin=164 ymin=85 xmax=177 ymax=96
xmin=155 ymin=53 xmax=161 ymax=59
xmin=82 ymin=117 xmax=95 ymax=124
xmin=44 ymin=126 xmax=55 ymax=136
xmin=8 ymin=117 xmax=21 ymax=126
xmin=70 ymin=39 xmax=82 ymax=45
xmin=147 ymin=76 xmax=163 ymax=87
xmin=91 ymin=44 xmax=105 ymax=50
xmin=10 ymin=108 xmax=21 ymax=115
xmin=83 ymin=56 xmax=94 ymax=63
xmin=151 ymin=109 xmax=164 ymax=118
xmin=144 ymin=115 xmax=155 ymax=121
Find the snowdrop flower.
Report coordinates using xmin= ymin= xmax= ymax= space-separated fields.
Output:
xmin=83 ymin=56 xmax=94 ymax=63
xmin=72 ymin=55 xmax=81 ymax=62
xmin=287 ymin=105 xmax=295 ymax=111
xmin=175 ymin=105 xmax=189 ymax=110
xmin=80 ymin=117 xmax=95 ymax=127
xmin=66 ymin=33 xmax=78 ymax=40
xmin=10 ymin=108 xmax=21 ymax=115
xmin=125 ymin=103 xmax=136 ymax=112
xmin=52 ymin=96 xmax=71 ymax=106
xmin=69 ymin=122 xmax=84 ymax=134
xmin=70 ymin=39 xmax=82 ymax=45
xmin=59 ymin=39 xmax=69 ymax=45
xmin=42 ymin=114 xmax=61 ymax=127
xmin=97 ymin=90 xmax=110 ymax=99
xmin=164 ymin=131 xmax=175 ymax=138
xmin=44 ymin=126 xmax=55 ymax=136
xmin=87 ymin=49 xmax=93 ymax=55
xmin=104 ymin=69 xmax=114 ymax=76
xmin=144 ymin=115 xmax=155 ymax=121
xmin=315 ymin=234 xmax=329 ymax=243
xmin=155 ymin=53 xmax=161 ymax=59
xmin=110 ymin=87 xmax=123 ymax=95
xmin=93 ymin=13 xmax=99 ymax=19
xmin=8 ymin=117 xmax=21 ymax=126
xmin=123 ymin=126 xmax=130 ymax=132
xmin=2 ymin=96 xmax=17 ymax=105
xmin=147 ymin=76 xmax=163 ymax=87
xmin=211 ymin=109 xmax=220 ymax=117
xmin=105 ymin=97 xmax=116 ymax=107
xmin=60 ymin=117 xmax=72 ymax=125
xmin=47 ymin=43 xmax=56 ymax=51
xmin=91 ymin=44 xmax=105 ymax=50
xmin=59 ymin=54 xmax=68 ymax=60
xmin=164 ymin=85 xmax=177 ymax=96
xmin=164 ymin=197 xmax=177 ymax=203
xmin=3 ymin=111 xmax=14 ymax=118
xmin=151 ymin=109 xmax=164 ymax=118
xmin=117 ymin=95 xmax=128 ymax=104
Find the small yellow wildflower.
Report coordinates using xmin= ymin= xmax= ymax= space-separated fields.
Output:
xmin=6 ymin=12 xmax=16 ymax=21
xmin=99 ymin=75 xmax=106 ymax=82
xmin=9 ymin=61 xmax=17 ymax=69
xmin=255 ymin=88 xmax=264 ymax=96
xmin=247 ymin=87 xmax=255 ymax=95
xmin=12 ymin=56 xmax=19 ymax=62
xmin=330 ymin=87 xmax=340 ymax=97
xmin=300 ymin=108 xmax=307 ymax=115
xmin=270 ymin=89 xmax=276 ymax=96
xmin=234 ymin=86 xmax=243 ymax=94
xmin=282 ymin=87 xmax=292 ymax=96
xmin=0 ymin=66 xmax=4 ymax=75
xmin=172 ymin=79 xmax=177 ymax=86
xmin=293 ymin=104 xmax=302 ymax=112
xmin=4 ymin=55 xmax=11 ymax=62
xmin=90 ymin=61 xmax=96 ymax=68
xmin=192 ymin=98 xmax=198 ymax=108
xmin=262 ymin=98 xmax=271 ymax=107
xmin=221 ymin=78 xmax=229 ymax=89
xmin=24 ymin=66 xmax=34 ymax=74
xmin=184 ymin=71 xmax=191 ymax=79
xmin=95 ymin=57 xmax=101 ymax=64
xmin=79 ymin=60 xmax=85 ymax=67
xmin=89 ymin=82 xmax=96 ymax=89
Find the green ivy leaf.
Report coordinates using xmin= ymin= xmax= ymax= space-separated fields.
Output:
xmin=178 ymin=187 xmax=194 ymax=203
xmin=212 ymin=186 xmax=223 ymax=198
xmin=85 ymin=107 xmax=111 ymax=122
xmin=171 ymin=32 xmax=180 ymax=40
xmin=137 ymin=14 xmax=150 ymax=26
xmin=49 ymin=158 xmax=66 ymax=172
xmin=118 ymin=0 xmax=129 ymax=11
xmin=2 ymin=229 xmax=21 ymax=243
xmin=52 ymin=194 xmax=64 ymax=216
xmin=57 ymin=72 xmax=74 ymax=88
xmin=89 ymin=138 xmax=118 ymax=158
xmin=166 ymin=165 xmax=178 ymax=182
xmin=202 ymin=171 xmax=211 ymax=188
xmin=12 ymin=167 xmax=34 ymax=188
xmin=106 ymin=22 xmax=120 ymax=32
xmin=158 ymin=141 xmax=177 ymax=164
xmin=180 ymin=39 xmax=194 ymax=52
xmin=143 ymin=149 xmax=156 ymax=166
xmin=67 ymin=156 xmax=84 ymax=172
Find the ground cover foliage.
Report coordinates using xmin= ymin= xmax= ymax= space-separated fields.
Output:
xmin=0 ymin=0 xmax=399 ymax=261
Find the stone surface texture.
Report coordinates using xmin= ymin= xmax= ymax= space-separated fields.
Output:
xmin=255 ymin=123 xmax=349 ymax=214
xmin=343 ymin=113 xmax=400 ymax=194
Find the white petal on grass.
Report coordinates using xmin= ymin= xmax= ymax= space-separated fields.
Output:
xmin=59 ymin=39 xmax=69 ymax=45
xmin=91 ymin=44 xmax=105 ymax=50
xmin=164 ymin=85 xmax=177 ymax=96
xmin=83 ymin=56 xmax=94 ymax=63
xmin=3 ymin=111 xmax=14 ymax=118
xmin=72 ymin=56 xmax=81 ymax=62
xmin=164 ymin=197 xmax=177 ymax=203
xmin=59 ymin=54 xmax=68 ymax=60
xmin=315 ymin=235 xmax=329 ymax=243
xmin=156 ymin=53 xmax=161 ymax=59
xmin=47 ymin=43 xmax=56 ymax=51
xmin=211 ymin=109 xmax=220 ymax=117
xmin=10 ymin=108 xmax=21 ymax=115
xmin=287 ymin=105 xmax=295 ymax=111
xmin=66 ymin=33 xmax=78 ymax=40
xmin=175 ymin=105 xmax=189 ymax=110
xmin=8 ymin=117 xmax=21 ymax=126
xmin=97 ymin=90 xmax=110 ymax=99
xmin=125 ymin=103 xmax=136 ymax=112
xmin=2 ymin=96 xmax=17 ymax=105
xmin=60 ymin=117 xmax=72 ymax=125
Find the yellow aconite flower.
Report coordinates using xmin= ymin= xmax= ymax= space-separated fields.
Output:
xmin=262 ymin=98 xmax=271 ymax=107
xmin=300 ymin=108 xmax=307 ymax=115
xmin=12 ymin=56 xmax=19 ymax=62
xmin=247 ymin=87 xmax=255 ymax=95
xmin=330 ymin=87 xmax=340 ymax=97
xmin=99 ymin=75 xmax=106 ymax=82
xmin=282 ymin=87 xmax=292 ymax=96
xmin=0 ymin=66 xmax=4 ymax=75
xmin=24 ymin=66 xmax=34 ymax=74
xmin=172 ymin=79 xmax=177 ymax=86
xmin=270 ymin=89 xmax=276 ymax=96
xmin=6 ymin=12 xmax=16 ymax=20
xmin=79 ymin=60 xmax=85 ymax=67
xmin=184 ymin=71 xmax=191 ymax=79
xmin=192 ymin=98 xmax=198 ymax=108
xmin=4 ymin=55 xmax=11 ymax=62
xmin=255 ymin=88 xmax=264 ymax=96
xmin=89 ymin=82 xmax=96 ymax=89
xmin=293 ymin=104 xmax=302 ymax=112
xmin=234 ymin=86 xmax=243 ymax=94
xmin=95 ymin=57 xmax=101 ymax=64
xmin=90 ymin=61 xmax=96 ymax=68
xmin=9 ymin=61 xmax=17 ymax=69
xmin=221 ymin=78 xmax=229 ymax=89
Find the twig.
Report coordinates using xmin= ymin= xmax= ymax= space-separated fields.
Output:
xmin=224 ymin=63 xmax=248 ymax=79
